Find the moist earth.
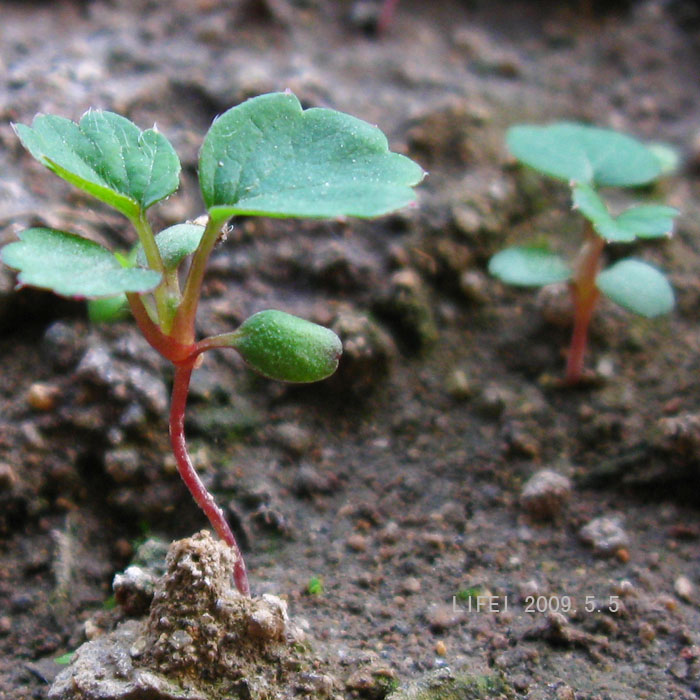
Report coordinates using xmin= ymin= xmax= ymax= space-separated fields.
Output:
xmin=2 ymin=1 xmax=700 ymax=699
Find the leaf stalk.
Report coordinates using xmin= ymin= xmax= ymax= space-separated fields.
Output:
xmin=170 ymin=214 xmax=228 ymax=346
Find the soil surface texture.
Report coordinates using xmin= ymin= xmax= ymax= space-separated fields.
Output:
xmin=2 ymin=1 xmax=700 ymax=699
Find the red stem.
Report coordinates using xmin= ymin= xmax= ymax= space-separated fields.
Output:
xmin=170 ymin=361 xmax=250 ymax=596
xmin=377 ymin=0 xmax=400 ymax=34
xmin=565 ymin=285 xmax=600 ymax=385
xmin=127 ymin=293 xmax=193 ymax=364
xmin=564 ymin=224 xmax=605 ymax=385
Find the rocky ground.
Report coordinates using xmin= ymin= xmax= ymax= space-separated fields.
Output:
xmin=2 ymin=1 xmax=700 ymax=699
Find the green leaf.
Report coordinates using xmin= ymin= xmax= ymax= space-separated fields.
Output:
xmin=135 ymin=223 xmax=205 ymax=270
xmin=15 ymin=111 xmax=180 ymax=219
xmin=596 ymin=258 xmax=674 ymax=317
xmin=488 ymin=245 xmax=571 ymax=287
xmin=507 ymin=122 xmax=661 ymax=187
xmin=230 ymin=310 xmax=342 ymax=382
xmin=614 ymin=204 xmax=679 ymax=239
xmin=54 ymin=652 xmax=76 ymax=666
xmin=1 ymin=228 xmax=161 ymax=298
xmin=199 ymin=92 xmax=425 ymax=220
xmin=573 ymin=184 xmax=678 ymax=242
xmin=87 ymin=294 xmax=130 ymax=323
xmin=647 ymin=142 xmax=680 ymax=176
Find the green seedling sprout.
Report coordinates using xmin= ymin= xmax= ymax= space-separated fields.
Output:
xmin=306 ymin=576 xmax=324 ymax=595
xmin=1 ymin=92 xmax=425 ymax=596
xmin=489 ymin=122 xmax=679 ymax=385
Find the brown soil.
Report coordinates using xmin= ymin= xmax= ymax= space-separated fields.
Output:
xmin=2 ymin=1 xmax=700 ymax=699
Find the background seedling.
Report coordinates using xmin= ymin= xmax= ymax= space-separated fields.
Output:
xmin=489 ymin=122 xmax=678 ymax=384
xmin=1 ymin=92 xmax=424 ymax=596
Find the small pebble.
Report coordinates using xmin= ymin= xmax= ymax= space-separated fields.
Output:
xmin=0 ymin=463 xmax=18 ymax=491
xmin=475 ymin=384 xmax=509 ymax=420
xmin=520 ymin=469 xmax=571 ymax=520
xmin=27 ymin=382 xmax=60 ymax=412
xmin=271 ymin=422 xmax=312 ymax=457
xmin=459 ymin=269 xmax=490 ymax=304
xmin=379 ymin=521 xmax=401 ymax=544
xmin=445 ymin=368 xmax=473 ymax=400
xmin=346 ymin=534 xmax=368 ymax=552
xmin=556 ymin=685 xmax=576 ymax=700
xmin=426 ymin=603 xmax=464 ymax=631
xmin=579 ymin=515 xmax=629 ymax=556
xmin=675 ymin=575 xmax=694 ymax=602
xmin=435 ymin=640 xmax=447 ymax=656
xmin=401 ymin=577 xmax=421 ymax=594
xmin=638 ymin=621 xmax=656 ymax=644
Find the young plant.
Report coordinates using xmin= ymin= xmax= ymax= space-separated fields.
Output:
xmin=1 ymin=92 xmax=424 ymax=596
xmin=489 ymin=122 xmax=679 ymax=385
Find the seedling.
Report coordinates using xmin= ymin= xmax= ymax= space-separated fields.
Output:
xmin=306 ymin=576 xmax=324 ymax=596
xmin=1 ymin=92 xmax=424 ymax=596
xmin=489 ymin=122 xmax=679 ymax=384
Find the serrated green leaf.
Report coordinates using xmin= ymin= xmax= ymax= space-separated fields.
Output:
xmin=1 ymin=228 xmax=161 ymax=298
xmin=199 ymin=92 xmax=425 ymax=220
xmin=573 ymin=184 xmax=678 ymax=242
xmin=15 ymin=111 xmax=180 ymax=219
xmin=135 ymin=223 xmax=205 ymax=270
xmin=230 ymin=310 xmax=342 ymax=382
xmin=507 ymin=122 xmax=661 ymax=187
xmin=596 ymin=258 xmax=674 ymax=317
xmin=488 ymin=246 xmax=571 ymax=287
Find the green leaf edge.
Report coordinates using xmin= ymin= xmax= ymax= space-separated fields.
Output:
xmin=488 ymin=245 xmax=572 ymax=287
xmin=573 ymin=184 xmax=679 ymax=243
xmin=507 ymin=122 xmax=662 ymax=188
xmin=135 ymin=223 xmax=206 ymax=270
xmin=200 ymin=92 xmax=426 ymax=220
xmin=0 ymin=227 xmax=162 ymax=299
xmin=14 ymin=111 xmax=181 ymax=220
xmin=596 ymin=258 xmax=674 ymax=317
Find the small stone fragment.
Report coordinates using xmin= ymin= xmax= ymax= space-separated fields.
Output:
xmin=638 ymin=621 xmax=656 ymax=644
xmin=445 ymin=368 xmax=473 ymax=400
xmin=556 ymin=685 xmax=576 ymax=700
xmin=293 ymin=464 xmax=338 ymax=497
xmin=579 ymin=515 xmax=629 ymax=556
xmin=376 ymin=268 xmax=438 ymax=350
xmin=27 ymin=382 xmax=60 ymax=411
xmin=41 ymin=321 xmax=86 ymax=371
xmin=401 ymin=577 xmax=421 ymax=595
xmin=458 ymin=269 xmax=490 ymax=305
xmin=113 ymin=566 xmax=157 ymax=617
xmin=346 ymin=533 xmax=368 ymax=552
xmin=104 ymin=448 xmax=142 ymax=484
xmin=331 ymin=307 xmax=396 ymax=392
xmin=674 ymin=575 xmax=694 ymax=603
xmin=474 ymin=383 xmax=510 ymax=419
xmin=247 ymin=596 xmax=287 ymax=642
xmin=520 ymin=469 xmax=572 ymax=520
xmin=271 ymin=422 xmax=312 ymax=457
xmin=0 ymin=462 xmax=18 ymax=491
xmin=535 ymin=283 xmax=573 ymax=328
xmin=426 ymin=603 xmax=465 ymax=631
